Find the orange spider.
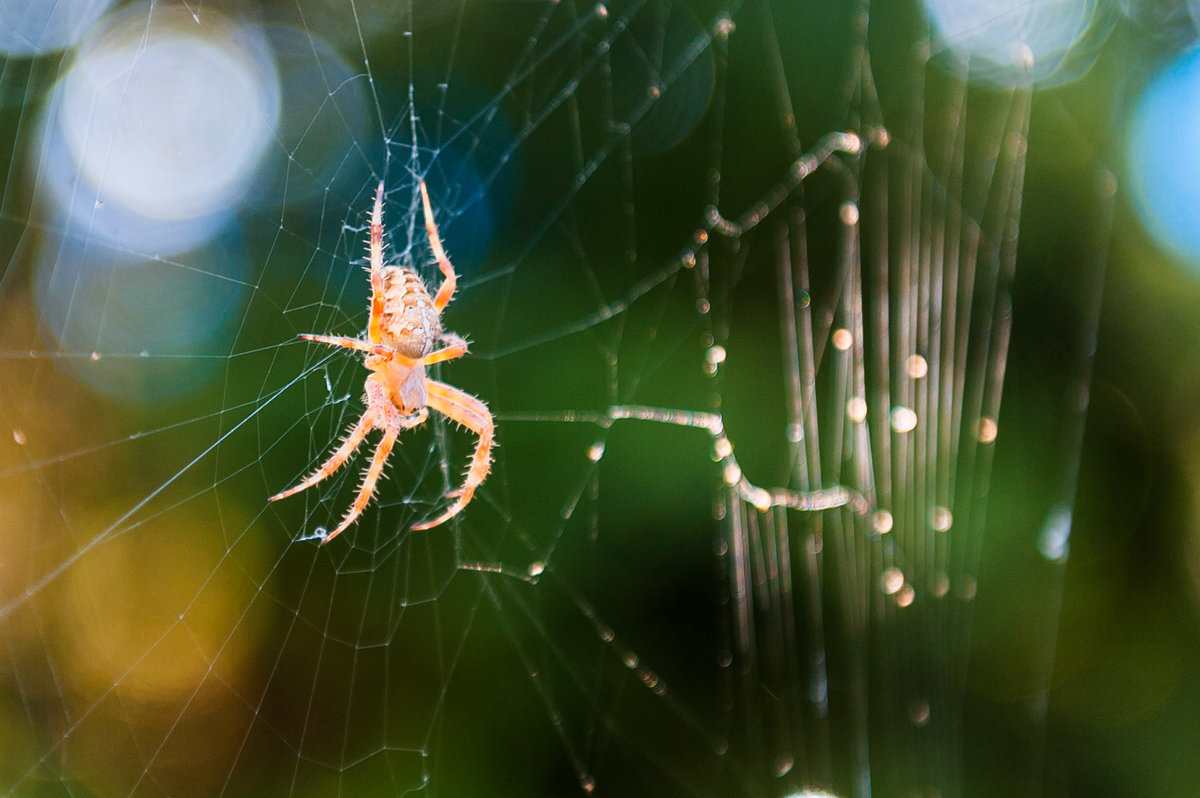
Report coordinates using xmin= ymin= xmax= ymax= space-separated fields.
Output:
xmin=271 ymin=180 xmax=493 ymax=542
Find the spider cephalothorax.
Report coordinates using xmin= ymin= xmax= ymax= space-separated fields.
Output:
xmin=271 ymin=180 xmax=493 ymax=543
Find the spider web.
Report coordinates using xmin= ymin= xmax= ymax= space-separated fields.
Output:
xmin=0 ymin=0 xmax=1176 ymax=796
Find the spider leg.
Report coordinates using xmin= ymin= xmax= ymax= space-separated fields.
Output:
xmin=323 ymin=405 xmax=428 ymax=544
xmin=299 ymin=334 xmax=418 ymax=366
xmin=419 ymin=180 xmax=457 ymax=312
xmin=367 ymin=181 xmax=386 ymax=344
xmin=411 ymin=380 xmax=494 ymax=531
xmin=270 ymin=406 xmax=379 ymax=502
xmin=420 ymin=333 xmax=468 ymax=366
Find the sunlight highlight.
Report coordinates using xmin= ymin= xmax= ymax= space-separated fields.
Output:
xmin=923 ymin=0 xmax=1104 ymax=86
xmin=40 ymin=5 xmax=279 ymax=253
xmin=1127 ymin=47 xmax=1200 ymax=269
xmin=0 ymin=0 xmax=114 ymax=55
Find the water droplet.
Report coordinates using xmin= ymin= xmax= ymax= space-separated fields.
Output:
xmin=1037 ymin=505 xmax=1072 ymax=562
xmin=976 ymin=416 xmax=998 ymax=443
xmin=906 ymin=353 xmax=928 ymax=379
xmin=847 ymin=397 xmax=867 ymax=423
xmin=909 ymin=698 xmax=931 ymax=726
xmin=748 ymin=486 xmax=771 ymax=512
xmin=890 ymin=406 xmax=917 ymax=433
xmin=1014 ymin=42 xmax=1034 ymax=70
xmin=930 ymin=506 xmax=953 ymax=532
xmin=12 ymin=429 xmax=26 ymax=445
xmin=832 ymin=328 xmax=853 ymax=350
xmin=872 ymin=510 xmax=893 ymax=534
xmin=882 ymin=567 xmax=904 ymax=595
xmin=839 ymin=201 xmax=859 ymax=225
xmin=1007 ymin=131 xmax=1028 ymax=158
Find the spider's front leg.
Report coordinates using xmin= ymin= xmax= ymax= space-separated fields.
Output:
xmin=421 ymin=333 xmax=468 ymax=366
xmin=419 ymin=181 xmax=457 ymax=312
xmin=367 ymin=181 xmax=387 ymax=344
xmin=299 ymin=334 xmax=420 ymax=366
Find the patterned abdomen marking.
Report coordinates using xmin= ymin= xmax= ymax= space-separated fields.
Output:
xmin=379 ymin=266 xmax=442 ymax=358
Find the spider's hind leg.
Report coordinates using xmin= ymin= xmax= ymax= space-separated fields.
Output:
xmin=411 ymin=380 xmax=493 ymax=531
xmin=270 ymin=407 xmax=379 ymax=502
xmin=322 ymin=405 xmax=427 ymax=544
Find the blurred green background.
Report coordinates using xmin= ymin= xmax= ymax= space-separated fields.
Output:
xmin=2 ymin=1 xmax=1200 ymax=796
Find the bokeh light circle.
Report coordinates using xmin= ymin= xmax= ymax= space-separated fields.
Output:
xmin=1127 ymin=47 xmax=1200 ymax=268
xmin=31 ymin=228 xmax=250 ymax=401
xmin=0 ymin=0 xmax=116 ymax=56
xmin=256 ymin=25 xmax=369 ymax=205
xmin=924 ymin=0 xmax=1107 ymax=87
xmin=62 ymin=7 xmax=278 ymax=220
xmin=39 ymin=4 xmax=279 ymax=255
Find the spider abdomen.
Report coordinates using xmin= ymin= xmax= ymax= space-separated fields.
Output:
xmin=379 ymin=266 xmax=442 ymax=358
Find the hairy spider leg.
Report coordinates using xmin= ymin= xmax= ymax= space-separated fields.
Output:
xmin=411 ymin=380 xmax=494 ymax=531
xmin=423 ymin=333 xmax=468 ymax=365
xmin=323 ymin=404 xmax=428 ymax=544
xmin=367 ymin=181 xmax=387 ymax=345
xmin=270 ymin=405 xmax=380 ymax=503
xmin=300 ymin=334 xmax=404 ymax=362
xmin=298 ymin=333 xmax=466 ymax=368
xmin=419 ymin=180 xmax=457 ymax=312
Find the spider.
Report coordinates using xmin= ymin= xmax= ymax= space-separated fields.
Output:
xmin=271 ymin=180 xmax=494 ymax=543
